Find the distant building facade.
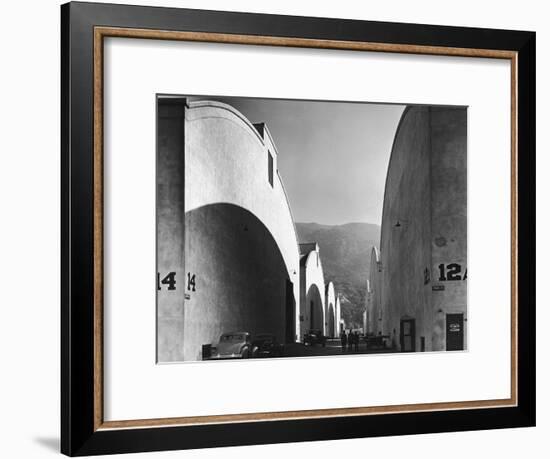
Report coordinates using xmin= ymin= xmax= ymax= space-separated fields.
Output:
xmin=335 ymin=295 xmax=343 ymax=335
xmin=325 ymin=282 xmax=337 ymax=338
xmin=372 ymin=106 xmax=467 ymax=352
xmin=299 ymin=242 xmax=326 ymax=338
xmin=366 ymin=247 xmax=383 ymax=337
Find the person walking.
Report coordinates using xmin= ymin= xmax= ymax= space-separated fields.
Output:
xmin=348 ymin=331 xmax=353 ymax=352
xmin=340 ymin=331 xmax=347 ymax=353
xmin=354 ymin=331 xmax=360 ymax=351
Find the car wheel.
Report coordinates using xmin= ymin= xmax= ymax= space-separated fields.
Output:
xmin=241 ymin=348 xmax=250 ymax=359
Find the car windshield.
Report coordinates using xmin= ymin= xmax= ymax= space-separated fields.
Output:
xmin=220 ymin=334 xmax=245 ymax=342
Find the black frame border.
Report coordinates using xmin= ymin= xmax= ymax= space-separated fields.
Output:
xmin=61 ymin=1 xmax=535 ymax=456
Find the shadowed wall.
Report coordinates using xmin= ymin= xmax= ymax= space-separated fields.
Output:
xmin=306 ymin=284 xmax=324 ymax=332
xmin=184 ymin=203 xmax=291 ymax=361
xmin=157 ymin=102 xmax=186 ymax=362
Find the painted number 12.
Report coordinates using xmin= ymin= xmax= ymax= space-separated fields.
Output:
xmin=438 ymin=263 xmax=467 ymax=281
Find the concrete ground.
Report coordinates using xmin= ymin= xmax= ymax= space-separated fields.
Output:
xmin=281 ymin=339 xmax=396 ymax=358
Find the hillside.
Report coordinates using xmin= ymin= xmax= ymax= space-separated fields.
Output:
xmin=295 ymin=222 xmax=381 ymax=329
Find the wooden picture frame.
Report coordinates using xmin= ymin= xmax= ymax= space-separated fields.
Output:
xmin=61 ymin=1 xmax=535 ymax=456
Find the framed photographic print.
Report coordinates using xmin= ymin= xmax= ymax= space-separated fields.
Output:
xmin=61 ymin=1 xmax=536 ymax=456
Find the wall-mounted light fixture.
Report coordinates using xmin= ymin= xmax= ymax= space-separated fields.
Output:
xmin=395 ymin=219 xmax=411 ymax=228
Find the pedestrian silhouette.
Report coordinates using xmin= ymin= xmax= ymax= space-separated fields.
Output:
xmin=354 ymin=331 xmax=360 ymax=351
xmin=340 ymin=331 xmax=347 ymax=353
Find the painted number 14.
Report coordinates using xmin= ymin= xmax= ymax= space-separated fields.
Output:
xmin=157 ymin=272 xmax=176 ymax=290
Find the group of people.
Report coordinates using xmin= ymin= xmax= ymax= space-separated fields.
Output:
xmin=340 ymin=330 xmax=361 ymax=352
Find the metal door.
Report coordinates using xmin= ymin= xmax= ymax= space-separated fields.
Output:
xmin=446 ymin=313 xmax=464 ymax=351
xmin=400 ymin=317 xmax=416 ymax=352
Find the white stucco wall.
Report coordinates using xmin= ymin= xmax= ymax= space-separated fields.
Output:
xmin=158 ymin=99 xmax=301 ymax=361
xmin=325 ymin=282 xmax=336 ymax=337
xmin=369 ymin=246 xmax=383 ymax=336
xmin=335 ymin=296 xmax=342 ymax=335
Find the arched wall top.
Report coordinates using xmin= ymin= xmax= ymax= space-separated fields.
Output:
xmin=300 ymin=247 xmax=324 ymax=279
xmin=325 ymin=281 xmax=335 ymax=301
xmin=325 ymin=281 xmax=336 ymax=320
xmin=187 ymin=100 xmax=301 ymax=257
xmin=188 ymin=100 xmax=265 ymax=145
xmin=299 ymin=244 xmax=326 ymax=313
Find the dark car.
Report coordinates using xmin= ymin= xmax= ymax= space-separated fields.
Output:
xmin=251 ymin=334 xmax=284 ymax=358
xmin=209 ymin=332 xmax=252 ymax=359
xmin=303 ymin=329 xmax=326 ymax=347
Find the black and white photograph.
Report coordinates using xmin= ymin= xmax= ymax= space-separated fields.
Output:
xmin=156 ymin=96 xmax=467 ymax=363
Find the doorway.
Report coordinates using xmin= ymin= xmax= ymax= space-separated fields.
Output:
xmin=446 ymin=313 xmax=464 ymax=351
xmin=328 ymin=305 xmax=335 ymax=338
xmin=400 ymin=317 xmax=416 ymax=352
xmin=285 ymin=279 xmax=295 ymax=343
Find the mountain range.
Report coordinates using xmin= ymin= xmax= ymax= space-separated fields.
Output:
xmin=295 ymin=222 xmax=381 ymax=329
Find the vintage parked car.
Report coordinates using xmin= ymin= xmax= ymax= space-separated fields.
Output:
xmin=209 ymin=332 xmax=252 ymax=360
xmin=251 ymin=334 xmax=285 ymax=358
xmin=303 ymin=329 xmax=326 ymax=347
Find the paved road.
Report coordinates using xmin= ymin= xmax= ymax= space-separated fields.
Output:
xmin=282 ymin=339 xmax=395 ymax=358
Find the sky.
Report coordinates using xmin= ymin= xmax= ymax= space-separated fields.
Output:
xmin=191 ymin=96 xmax=405 ymax=226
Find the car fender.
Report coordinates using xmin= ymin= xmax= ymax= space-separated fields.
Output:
xmin=240 ymin=345 xmax=251 ymax=358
